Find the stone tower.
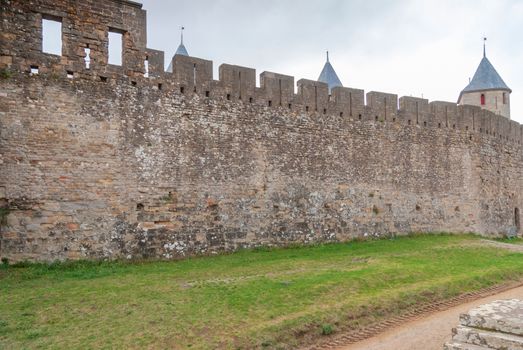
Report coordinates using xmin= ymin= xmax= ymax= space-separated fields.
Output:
xmin=318 ymin=51 xmax=343 ymax=93
xmin=458 ymin=43 xmax=511 ymax=119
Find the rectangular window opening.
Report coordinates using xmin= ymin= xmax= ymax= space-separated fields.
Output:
xmin=108 ymin=30 xmax=123 ymax=66
xmin=67 ymin=70 xmax=74 ymax=79
xmin=205 ymin=91 xmax=210 ymax=97
xmin=100 ymin=76 xmax=107 ymax=82
xmin=158 ymin=83 xmax=163 ymax=90
xmin=84 ymin=46 xmax=91 ymax=69
xmin=268 ymin=100 xmax=272 ymax=107
xmin=42 ymin=16 xmax=62 ymax=56
xmin=226 ymin=93 xmax=231 ymax=100
xmin=144 ymin=56 xmax=149 ymax=78
xmin=180 ymin=86 xmax=185 ymax=94
xmin=30 ymin=65 xmax=39 ymax=75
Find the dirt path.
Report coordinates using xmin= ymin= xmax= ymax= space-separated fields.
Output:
xmin=479 ymin=239 xmax=523 ymax=252
xmin=336 ymin=285 xmax=523 ymax=350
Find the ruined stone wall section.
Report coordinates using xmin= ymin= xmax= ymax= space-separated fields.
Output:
xmin=1 ymin=0 xmax=522 ymax=145
xmin=0 ymin=0 xmax=146 ymax=78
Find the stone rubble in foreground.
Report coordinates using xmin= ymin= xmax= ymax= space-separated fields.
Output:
xmin=444 ymin=299 xmax=523 ymax=350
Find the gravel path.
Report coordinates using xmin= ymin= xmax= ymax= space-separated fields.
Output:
xmin=336 ymin=285 xmax=523 ymax=350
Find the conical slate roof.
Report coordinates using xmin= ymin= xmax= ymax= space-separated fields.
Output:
xmin=461 ymin=55 xmax=511 ymax=95
xmin=318 ymin=52 xmax=343 ymax=92
xmin=167 ymin=27 xmax=189 ymax=72
xmin=175 ymin=43 xmax=189 ymax=56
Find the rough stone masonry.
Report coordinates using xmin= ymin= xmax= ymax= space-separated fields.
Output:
xmin=444 ymin=299 xmax=523 ymax=349
xmin=0 ymin=0 xmax=522 ymax=262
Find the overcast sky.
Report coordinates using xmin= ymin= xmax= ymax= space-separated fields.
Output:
xmin=139 ymin=0 xmax=523 ymax=123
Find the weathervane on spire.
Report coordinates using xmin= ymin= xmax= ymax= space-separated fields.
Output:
xmin=180 ymin=26 xmax=185 ymax=45
xmin=483 ymin=36 xmax=487 ymax=57
xmin=326 ymin=50 xmax=329 ymax=62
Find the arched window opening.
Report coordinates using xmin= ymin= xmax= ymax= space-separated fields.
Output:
xmin=480 ymin=93 xmax=486 ymax=106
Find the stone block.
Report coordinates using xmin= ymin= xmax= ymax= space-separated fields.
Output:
xmin=452 ymin=325 xmax=523 ymax=349
xmin=443 ymin=342 xmax=490 ymax=350
xmin=459 ymin=299 xmax=523 ymax=336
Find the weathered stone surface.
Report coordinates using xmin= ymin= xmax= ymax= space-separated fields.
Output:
xmin=444 ymin=342 xmax=490 ymax=350
xmin=453 ymin=325 xmax=523 ymax=349
xmin=0 ymin=0 xmax=522 ymax=262
xmin=460 ymin=299 xmax=523 ymax=336
xmin=444 ymin=299 xmax=523 ymax=350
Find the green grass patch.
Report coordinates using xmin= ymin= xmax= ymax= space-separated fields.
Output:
xmin=1 ymin=234 xmax=523 ymax=349
xmin=496 ymin=237 xmax=523 ymax=245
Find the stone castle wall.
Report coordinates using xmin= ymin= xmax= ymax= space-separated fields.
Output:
xmin=0 ymin=0 xmax=522 ymax=261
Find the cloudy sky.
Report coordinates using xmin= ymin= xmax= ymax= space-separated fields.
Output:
xmin=139 ymin=0 xmax=523 ymax=123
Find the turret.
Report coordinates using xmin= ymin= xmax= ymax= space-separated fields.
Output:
xmin=318 ymin=51 xmax=343 ymax=93
xmin=167 ymin=26 xmax=189 ymax=72
xmin=458 ymin=40 xmax=511 ymax=119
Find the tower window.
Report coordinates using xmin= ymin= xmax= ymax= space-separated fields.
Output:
xmin=480 ymin=93 xmax=485 ymax=106
xmin=108 ymin=29 xmax=124 ymax=66
xmin=503 ymin=92 xmax=507 ymax=104
xmin=42 ymin=16 xmax=62 ymax=55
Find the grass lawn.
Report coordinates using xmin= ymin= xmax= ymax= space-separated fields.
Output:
xmin=1 ymin=234 xmax=523 ymax=349
xmin=498 ymin=237 xmax=523 ymax=245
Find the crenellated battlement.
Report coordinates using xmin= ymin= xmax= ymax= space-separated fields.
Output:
xmin=1 ymin=0 xmax=522 ymax=145
xmin=1 ymin=0 xmax=522 ymax=146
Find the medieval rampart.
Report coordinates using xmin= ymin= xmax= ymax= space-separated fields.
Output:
xmin=0 ymin=0 xmax=522 ymax=261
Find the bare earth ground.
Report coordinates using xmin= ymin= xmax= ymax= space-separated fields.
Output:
xmin=337 ymin=240 xmax=523 ymax=350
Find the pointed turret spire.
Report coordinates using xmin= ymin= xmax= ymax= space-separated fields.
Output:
xmin=167 ymin=26 xmax=189 ymax=73
xmin=458 ymin=40 xmax=511 ymax=119
xmin=318 ymin=50 xmax=343 ymax=93
xmin=175 ymin=25 xmax=189 ymax=56
xmin=460 ymin=48 xmax=510 ymax=95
